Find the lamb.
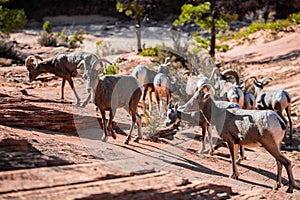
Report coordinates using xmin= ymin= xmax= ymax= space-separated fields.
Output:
xmin=178 ymin=84 xmax=295 ymax=193
xmin=131 ymin=57 xmax=170 ymax=113
xmin=249 ymin=76 xmax=293 ymax=140
xmin=153 ymin=73 xmax=171 ymax=114
xmin=25 ymin=52 xmax=100 ymax=105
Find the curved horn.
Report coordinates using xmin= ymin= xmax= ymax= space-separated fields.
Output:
xmin=221 ymin=69 xmax=240 ymax=84
xmin=208 ymin=67 xmax=220 ymax=81
xmin=34 ymin=55 xmax=43 ymax=61
xmin=25 ymin=55 xmax=36 ymax=68
xmin=92 ymin=58 xmax=112 ymax=69
xmin=260 ymin=76 xmax=272 ymax=86
xmin=247 ymin=76 xmax=264 ymax=89
xmin=164 ymin=56 xmax=171 ymax=65
xmin=197 ymin=83 xmax=215 ymax=95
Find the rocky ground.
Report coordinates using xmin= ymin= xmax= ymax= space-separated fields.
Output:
xmin=0 ymin=17 xmax=300 ymax=199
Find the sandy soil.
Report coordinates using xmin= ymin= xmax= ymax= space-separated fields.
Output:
xmin=0 ymin=18 xmax=300 ymax=199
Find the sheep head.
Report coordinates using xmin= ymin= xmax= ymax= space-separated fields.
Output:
xmin=179 ymin=83 xmax=213 ymax=113
xmin=220 ymin=69 xmax=240 ymax=85
xmin=25 ymin=55 xmax=43 ymax=82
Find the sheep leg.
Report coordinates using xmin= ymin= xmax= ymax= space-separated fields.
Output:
xmin=149 ymin=90 xmax=154 ymax=112
xmin=198 ymin=123 xmax=207 ymax=154
xmin=275 ymin=160 xmax=283 ymax=190
xmin=237 ymin=145 xmax=246 ymax=164
xmin=141 ymin=86 xmax=148 ymax=114
xmin=133 ymin=113 xmax=143 ymax=143
xmin=155 ymin=89 xmax=160 ymax=112
xmin=285 ymin=106 xmax=293 ymax=140
xmin=260 ymin=137 xmax=295 ymax=193
xmin=66 ymin=77 xmax=80 ymax=105
xmin=207 ymin=125 xmax=214 ymax=155
xmin=108 ymin=109 xmax=117 ymax=140
xmin=100 ymin=110 xmax=108 ymax=142
xmin=227 ymin=140 xmax=239 ymax=179
xmin=81 ymin=92 xmax=91 ymax=108
xmin=61 ymin=78 xmax=66 ymax=99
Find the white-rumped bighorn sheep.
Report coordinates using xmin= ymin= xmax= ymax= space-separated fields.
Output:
xmin=249 ymin=76 xmax=293 ymax=140
xmin=153 ymin=73 xmax=171 ymax=114
xmin=131 ymin=57 xmax=171 ymax=113
xmin=25 ymin=52 xmax=101 ymax=105
xmin=178 ymin=84 xmax=295 ymax=193
xmin=78 ymin=61 xmax=143 ymax=145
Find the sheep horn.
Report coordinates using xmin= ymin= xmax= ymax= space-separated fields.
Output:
xmin=260 ymin=76 xmax=272 ymax=86
xmin=221 ymin=69 xmax=240 ymax=84
xmin=92 ymin=58 xmax=112 ymax=69
xmin=197 ymin=83 xmax=215 ymax=94
xmin=164 ymin=57 xmax=171 ymax=65
xmin=208 ymin=67 xmax=220 ymax=81
xmin=25 ymin=55 xmax=36 ymax=69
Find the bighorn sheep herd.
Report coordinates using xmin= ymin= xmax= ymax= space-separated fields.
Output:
xmin=24 ymin=52 xmax=295 ymax=193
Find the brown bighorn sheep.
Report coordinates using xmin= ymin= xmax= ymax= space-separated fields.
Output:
xmin=249 ymin=76 xmax=293 ymax=140
xmin=153 ymin=73 xmax=171 ymax=114
xmin=78 ymin=61 xmax=143 ymax=144
xmin=95 ymin=75 xmax=143 ymax=144
xmin=131 ymin=57 xmax=171 ymax=113
xmin=25 ymin=52 xmax=100 ymax=105
xmin=178 ymin=84 xmax=295 ymax=193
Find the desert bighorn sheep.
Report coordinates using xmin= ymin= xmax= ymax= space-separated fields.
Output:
xmin=25 ymin=52 xmax=102 ymax=105
xmin=178 ymin=84 xmax=295 ymax=193
xmin=249 ymin=76 xmax=293 ymax=140
xmin=95 ymin=75 xmax=143 ymax=144
xmin=153 ymin=73 xmax=171 ymax=114
xmin=78 ymin=61 xmax=143 ymax=145
xmin=131 ymin=57 xmax=170 ymax=113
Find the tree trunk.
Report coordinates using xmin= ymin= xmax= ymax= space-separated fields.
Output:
xmin=135 ymin=14 xmax=142 ymax=53
xmin=210 ymin=1 xmax=216 ymax=59
xmin=135 ymin=0 xmax=142 ymax=53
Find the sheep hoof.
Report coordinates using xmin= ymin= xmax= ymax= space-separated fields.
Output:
xmin=133 ymin=137 xmax=140 ymax=143
xmin=273 ymin=183 xmax=281 ymax=191
xmin=286 ymin=187 xmax=294 ymax=193
xmin=124 ymin=140 xmax=129 ymax=145
xmin=101 ymin=136 xmax=108 ymax=142
xmin=229 ymin=174 xmax=238 ymax=179
xmin=112 ymin=134 xmax=117 ymax=140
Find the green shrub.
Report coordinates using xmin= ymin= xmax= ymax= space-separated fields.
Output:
xmin=0 ymin=2 xmax=26 ymax=35
xmin=43 ymin=21 xmax=52 ymax=34
xmin=103 ymin=64 xmax=119 ymax=75
xmin=37 ymin=32 xmax=57 ymax=47
xmin=138 ymin=46 xmax=160 ymax=56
